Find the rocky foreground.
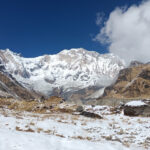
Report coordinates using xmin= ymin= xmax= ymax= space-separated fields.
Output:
xmin=0 ymin=98 xmax=150 ymax=150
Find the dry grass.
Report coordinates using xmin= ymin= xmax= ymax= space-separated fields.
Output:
xmin=30 ymin=122 xmax=35 ymax=126
xmin=72 ymin=136 xmax=92 ymax=141
xmin=55 ymin=134 xmax=65 ymax=138
xmin=44 ymin=130 xmax=52 ymax=134
xmin=44 ymin=96 xmax=62 ymax=105
xmin=16 ymin=126 xmax=23 ymax=131
xmin=0 ymin=97 xmax=72 ymax=114
xmin=56 ymin=108 xmax=74 ymax=113
xmin=25 ymin=128 xmax=35 ymax=132
xmin=102 ymin=135 xmax=112 ymax=141
xmin=71 ymin=115 xmax=79 ymax=121
xmin=0 ymin=110 xmax=8 ymax=117
xmin=37 ymin=128 xmax=43 ymax=133
xmin=117 ymin=129 xmax=125 ymax=135
xmin=16 ymin=126 xmax=35 ymax=132
xmin=0 ymin=98 xmax=38 ymax=112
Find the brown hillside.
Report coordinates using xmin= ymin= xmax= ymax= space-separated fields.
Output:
xmin=101 ymin=64 xmax=150 ymax=99
xmin=0 ymin=71 xmax=39 ymax=100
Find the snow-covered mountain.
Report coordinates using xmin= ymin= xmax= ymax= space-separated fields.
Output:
xmin=0 ymin=48 xmax=125 ymax=100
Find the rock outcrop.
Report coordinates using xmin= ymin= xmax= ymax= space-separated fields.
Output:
xmin=124 ymin=100 xmax=150 ymax=117
xmin=0 ymin=71 xmax=40 ymax=100
xmin=101 ymin=64 xmax=150 ymax=99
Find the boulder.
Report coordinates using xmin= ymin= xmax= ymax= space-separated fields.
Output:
xmin=80 ymin=111 xmax=103 ymax=119
xmin=124 ymin=100 xmax=150 ymax=116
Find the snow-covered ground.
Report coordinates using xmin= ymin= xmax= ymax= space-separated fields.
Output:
xmin=125 ymin=100 xmax=147 ymax=107
xmin=0 ymin=129 xmax=137 ymax=150
xmin=0 ymin=106 xmax=150 ymax=150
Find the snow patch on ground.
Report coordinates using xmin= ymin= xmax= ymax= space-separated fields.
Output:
xmin=125 ymin=101 xmax=147 ymax=107
xmin=0 ymin=128 xmax=140 ymax=150
xmin=0 ymin=106 xmax=150 ymax=150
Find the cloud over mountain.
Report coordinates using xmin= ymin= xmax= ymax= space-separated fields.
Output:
xmin=95 ymin=0 xmax=150 ymax=64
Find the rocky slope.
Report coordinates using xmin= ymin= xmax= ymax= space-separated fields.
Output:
xmin=0 ymin=48 xmax=125 ymax=101
xmin=0 ymin=70 xmax=39 ymax=100
xmin=101 ymin=63 xmax=150 ymax=99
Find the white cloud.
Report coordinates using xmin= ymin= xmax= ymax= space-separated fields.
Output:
xmin=95 ymin=0 xmax=150 ymax=64
xmin=96 ymin=12 xmax=105 ymax=26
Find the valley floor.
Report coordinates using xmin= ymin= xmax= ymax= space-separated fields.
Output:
xmin=0 ymin=105 xmax=150 ymax=150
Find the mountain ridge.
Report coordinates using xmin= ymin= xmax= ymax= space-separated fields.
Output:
xmin=0 ymin=48 xmax=125 ymax=101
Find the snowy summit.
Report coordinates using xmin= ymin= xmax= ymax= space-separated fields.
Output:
xmin=0 ymin=48 xmax=125 ymax=97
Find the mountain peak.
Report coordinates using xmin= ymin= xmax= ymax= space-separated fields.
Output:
xmin=0 ymin=48 xmax=20 ymax=56
xmin=59 ymin=48 xmax=100 ymax=56
xmin=0 ymin=48 xmax=125 ymax=100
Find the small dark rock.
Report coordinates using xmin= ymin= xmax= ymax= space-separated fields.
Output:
xmin=59 ymin=100 xmax=64 ymax=104
xmin=49 ymin=105 xmax=53 ymax=109
xmin=76 ymin=106 xmax=84 ymax=112
xmin=80 ymin=111 xmax=103 ymax=119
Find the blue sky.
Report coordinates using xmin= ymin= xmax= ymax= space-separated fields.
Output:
xmin=0 ymin=0 xmax=141 ymax=57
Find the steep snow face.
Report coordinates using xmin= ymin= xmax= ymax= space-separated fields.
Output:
xmin=0 ymin=48 xmax=125 ymax=96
